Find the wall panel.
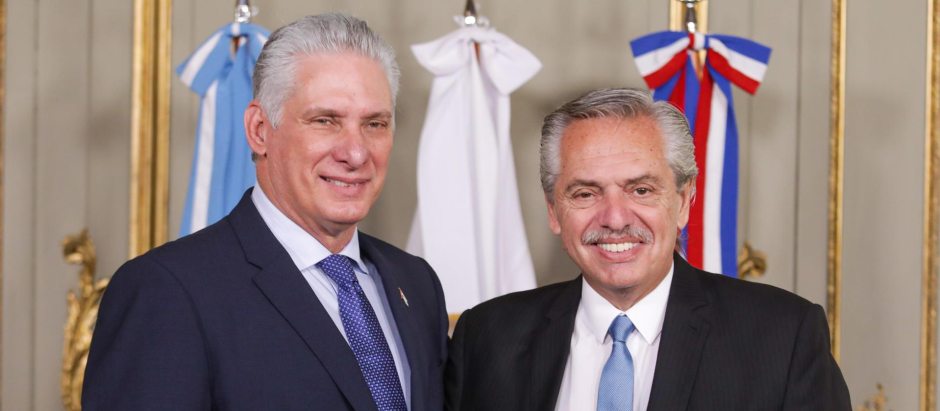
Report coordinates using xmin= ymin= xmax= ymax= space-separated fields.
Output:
xmin=841 ymin=0 xmax=927 ymax=407
xmin=2 ymin=0 xmax=133 ymax=408
xmin=795 ymin=0 xmax=833 ymax=310
xmin=88 ymin=0 xmax=132 ymax=288
xmin=3 ymin=0 xmax=39 ymax=408
xmin=33 ymin=0 xmax=91 ymax=408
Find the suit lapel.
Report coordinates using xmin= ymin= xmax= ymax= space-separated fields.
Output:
xmin=359 ymin=234 xmax=429 ymax=411
xmin=647 ymin=253 xmax=712 ymax=411
xmin=529 ymin=278 xmax=581 ymax=411
xmin=227 ymin=191 xmax=378 ymax=411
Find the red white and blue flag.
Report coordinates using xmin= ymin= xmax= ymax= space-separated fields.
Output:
xmin=630 ymin=31 xmax=771 ymax=277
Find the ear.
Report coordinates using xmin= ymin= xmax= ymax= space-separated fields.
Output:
xmin=546 ymin=192 xmax=562 ymax=235
xmin=245 ymin=100 xmax=269 ymax=159
xmin=676 ymin=180 xmax=694 ymax=230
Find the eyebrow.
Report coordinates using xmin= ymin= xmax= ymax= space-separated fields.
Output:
xmin=364 ymin=111 xmax=393 ymax=121
xmin=625 ymin=173 xmax=663 ymax=186
xmin=564 ymin=179 xmax=601 ymax=193
xmin=563 ymin=174 xmax=665 ymax=193
xmin=301 ymin=107 xmax=392 ymax=121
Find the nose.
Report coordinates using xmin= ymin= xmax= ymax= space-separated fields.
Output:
xmin=597 ymin=194 xmax=636 ymax=231
xmin=332 ymin=126 xmax=368 ymax=169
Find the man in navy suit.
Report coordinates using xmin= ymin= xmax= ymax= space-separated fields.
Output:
xmin=83 ymin=13 xmax=448 ymax=411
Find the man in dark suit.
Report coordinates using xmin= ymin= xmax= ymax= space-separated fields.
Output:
xmin=83 ymin=13 xmax=448 ymax=411
xmin=445 ymin=88 xmax=850 ymax=410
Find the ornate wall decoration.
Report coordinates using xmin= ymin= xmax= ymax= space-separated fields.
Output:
xmin=858 ymin=383 xmax=891 ymax=411
xmin=61 ymin=230 xmax=109 ymax=411
xmin=737 ymin=241 xmax=767 ymax=281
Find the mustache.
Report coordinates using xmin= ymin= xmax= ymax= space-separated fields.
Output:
xmin=581 ymin=226 xmax=653 ymax=245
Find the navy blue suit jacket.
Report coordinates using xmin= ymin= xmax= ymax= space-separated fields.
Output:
xmin=83 ymin=190 xmax=449 ymax=410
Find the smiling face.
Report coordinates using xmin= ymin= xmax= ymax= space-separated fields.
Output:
xmin=546 ymin=115 xmax=692 ymax=308
xmin=246 ymin=52 xmax=393 ymax=250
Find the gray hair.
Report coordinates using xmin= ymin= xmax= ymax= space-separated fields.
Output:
xmin=540 ymin=88 xmax=698 ymax=202
xmin=252 ymin=13 xmax=401 ymax=129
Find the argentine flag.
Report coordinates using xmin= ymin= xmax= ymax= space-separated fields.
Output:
xmin=177 ymin=22 xmax=270 ymax=236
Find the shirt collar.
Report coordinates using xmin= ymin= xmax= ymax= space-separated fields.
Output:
xmin=251 ymin=184 xmax=366 ymax=272
xmin=580 ymin=262 xmax=674 ymax=346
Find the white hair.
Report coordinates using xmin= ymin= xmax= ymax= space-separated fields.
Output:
xmin=252 ymin=13 xmax=400 ymax=129
xmin=540 ymin=88 xmax=698 ymax=202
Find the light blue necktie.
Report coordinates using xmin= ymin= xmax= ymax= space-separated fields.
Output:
xmin=317 ymin=254 xmax=407 ymax=411
xmin=597 ymin=315 xmax=635 ymax=411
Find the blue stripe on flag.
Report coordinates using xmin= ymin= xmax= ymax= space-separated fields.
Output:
xmin=188 ymin=42 xmax=232 ymax=96
xmin=179 ymin=106 xmax=205 ymax=236
xmin=712 ymin=69 xmax=739 ymax=277
xmin=681 ymin=226 xmax=689 ymax=255
xmin=224 ymin=46 xmax=257 ymax=212
xmin=630 ymin=31 xmax=687 ymax=57
xmin=709 ymin=34 xmax=772 ymax=63
xmin=653 ymin=73 xmax=680 ymax=102
xmin=207 ymin=81 xmax=233 ymax=226
xmin=683 ymin=60 xmax=700 ymax=134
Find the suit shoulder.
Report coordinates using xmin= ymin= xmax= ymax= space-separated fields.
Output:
xmin=463 ymin=280 xmax=576 ymax=323
xmin=696 ymin=269 xmax=816 ymax=322
xmin=359 ymin=232 xmax=427 ymax=267
xmin=143 ymin=217 xmax=240 ymax=265
xmin=115 ymin=217 xmax=244 ymax=290
xmin=105 ymin=250 xmax=194 ymax=305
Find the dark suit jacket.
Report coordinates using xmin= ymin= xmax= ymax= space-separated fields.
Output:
xmin=445 ymin=253 xmax=851 ymax=410
xmin=83 ymin=190 xmax=449 ymax=411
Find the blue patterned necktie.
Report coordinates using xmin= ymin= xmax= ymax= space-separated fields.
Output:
xmin=597 ymin=315 xmax=635 ymax=411
xmin=317 ymin=254 xmax=407 ymax=411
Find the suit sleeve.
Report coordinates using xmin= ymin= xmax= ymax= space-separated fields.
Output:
xmin=444 ymin=308 xmax=471 ymax=411
xmin=781 ymin=304 xmax=852 ymax=410
xmin=82 ymin=255 xmax=211 ymax=410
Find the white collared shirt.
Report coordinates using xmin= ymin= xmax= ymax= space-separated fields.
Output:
xmin=251 ymin=185 xmax=411 ymax=408
xmin=554 ymin=264 xmax=674 ymax=411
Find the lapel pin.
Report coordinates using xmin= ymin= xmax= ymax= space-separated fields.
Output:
xmin=399 ymin=287 xmax=409 ymax=307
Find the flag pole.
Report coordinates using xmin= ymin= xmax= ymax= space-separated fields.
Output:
xmin=462 ymin=0 xmax=482 ymax=59
xmin=679 ymin=0 xmax=705 ymax=78
xmin=235 ymin=0 xmax=253 ymax=23
xmin=233 ymin=0 xmax=254 ymax=53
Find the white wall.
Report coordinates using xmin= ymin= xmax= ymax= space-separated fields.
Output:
xmin=3 ymin=0 xmax=131 ymax=409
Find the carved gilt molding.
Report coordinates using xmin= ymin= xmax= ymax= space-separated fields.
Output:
xmin=61 ymin=230 xmax=109 ymax=411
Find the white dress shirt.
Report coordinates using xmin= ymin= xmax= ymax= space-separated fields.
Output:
xmin=252 ymin=185 xmax=411 ymax=408
xmin=554 ymin=264 xmax=674 ymax=411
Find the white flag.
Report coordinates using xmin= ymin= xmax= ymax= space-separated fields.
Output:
xmin=408 ymin=26 xmax=541 ymax=313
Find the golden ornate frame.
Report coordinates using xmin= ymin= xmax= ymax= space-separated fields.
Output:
xmin=130 ymin=0 xmax=172 ymax=258
xmin=828 ymin=0 xmax=846 ymax=364
xmin=0 ymin=0 xmax=6 ymax=402
xmin=922 ymin=0 xmax=940 ymax=409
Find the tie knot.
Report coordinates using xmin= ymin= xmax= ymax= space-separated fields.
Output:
xmin=317 ymin=254 xmax=357 ymax=287
xmin=608 ymin=315 xmax=635 ymax=343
